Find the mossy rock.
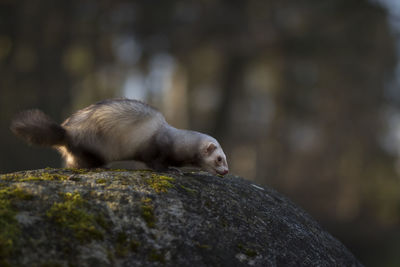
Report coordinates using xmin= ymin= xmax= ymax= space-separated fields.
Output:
xmin=0 ymin=168 xmax=362 ymax=266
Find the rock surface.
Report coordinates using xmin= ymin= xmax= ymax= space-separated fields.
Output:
xmin=0 ymin=168 xmax=362 ymax=266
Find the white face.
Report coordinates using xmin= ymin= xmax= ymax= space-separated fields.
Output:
xmin=201 ymin=141 xmax=229 ymax=176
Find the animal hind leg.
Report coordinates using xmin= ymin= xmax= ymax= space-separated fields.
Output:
xmin=64 ymin=145 xmax=106 ymax=168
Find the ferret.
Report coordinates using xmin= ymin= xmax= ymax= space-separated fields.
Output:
xmin=10 ymin=98 xmax=229 ymax=175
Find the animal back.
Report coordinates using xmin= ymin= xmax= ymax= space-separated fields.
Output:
xmin=61 ymin=99 xmax=166 ymax=161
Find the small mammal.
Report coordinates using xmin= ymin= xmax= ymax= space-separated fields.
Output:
xmin=10 ymin=98 xmax=229 ymax=175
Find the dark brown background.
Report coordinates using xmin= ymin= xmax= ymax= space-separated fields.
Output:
xmin=1 ymin=1 xmax=399 ymax=265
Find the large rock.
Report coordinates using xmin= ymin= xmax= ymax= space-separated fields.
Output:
xmin=0 ymin=168 xmax=362 ymax=266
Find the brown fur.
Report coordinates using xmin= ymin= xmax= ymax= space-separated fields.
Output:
xmin=11 ymin=109 xmax=66 ymax=146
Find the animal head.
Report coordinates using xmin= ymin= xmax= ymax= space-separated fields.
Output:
xmin=200 ymin=140 xmax=229 ymax=176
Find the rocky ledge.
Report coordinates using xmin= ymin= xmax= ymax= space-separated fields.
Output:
xmin=0 ymin=168 xmax=362 ymax=266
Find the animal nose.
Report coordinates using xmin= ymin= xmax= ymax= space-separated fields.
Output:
xmin=221 ymin=169 xmax=229 ymax=175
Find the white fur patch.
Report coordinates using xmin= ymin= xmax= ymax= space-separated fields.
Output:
xmin=63 ymin=100 xmax=165 ymax=163
xmin=100 ymin=116 xmax=162 ymax=161
xmin=57 ymin=146 xmax=76 ymax=167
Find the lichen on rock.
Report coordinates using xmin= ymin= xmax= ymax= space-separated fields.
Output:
xmin=46 ymin=192 xmax=105 ymax=242
xmin=0 ymin=185 xmax=33 ymax=266
xmin=0 ymin=168 xmax=363 ymax=266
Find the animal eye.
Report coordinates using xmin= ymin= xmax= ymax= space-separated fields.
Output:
xmin=217 ymin=156 xmax=222 ymax=162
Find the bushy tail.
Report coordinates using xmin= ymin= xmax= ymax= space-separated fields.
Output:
xmin=10 ymin=109 xmax=67 ymax=146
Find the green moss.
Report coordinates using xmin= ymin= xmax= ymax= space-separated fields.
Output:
xmin=141 ymin=197 xmax=155 ymax=228
xmin=0 ymin=186 xmax=34 ymax=201
xmin=0 ymin=172 xmax=68 ymax=182
xmin=46 ymin=192 xmax=104 ymax=242
xmin=115 ymin=232 xmax=129 ymax=257
xmin=107 ymin=249 xmax=115 ymax=264
xmin=204 ymin=200 xmax=213 ymax=208
xmin=68 ymin=175 xmax=81 ymax=182
xmin=244 ymin=248 xmax=257 ymax=257
xmin=146 ymin=174 xmax=175 ymax=193
xmin=43 ymin=173 xmax=69 ymax=181
xmin=179 ymin=185 xmax=198 ymax=194
xmin=64 ymin=168 xmax=87 ymax=174
xmin=136 ymin=170 xmax=152 ymax=173
xmin=237 ymin=243 xmax=257 ymax=257
xmin=130 ymin=240 xmax=140 ymax=252
xmin=0 ymin=199 xmax=18 ymax=261
xmin=96 ymin=178 xmax=107 ymax=184
xmin=0 ymin=186 xmax=33 ymax=263
xmin=19 ymin=176 xmax=44 ymax=182
xmin=114 ymin=231 xmax=141 ymax=257
xmin=149 ymin=249 xmax=165 ymax=263
xmin=20 ymin=173 xmax=69 ymax=182
xmin=95 ymin=214 xmax=111 ymax=231
xmin=220 ymin=217 xmax=229 ymax=228
xmin=196 ymin=243 xmax=211 ymax=249
xmin=0 ymin=174 xmax=23 ymax=181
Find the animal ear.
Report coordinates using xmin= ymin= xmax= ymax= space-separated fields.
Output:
xmin=204 ymin=142 xmax=217 ymax=155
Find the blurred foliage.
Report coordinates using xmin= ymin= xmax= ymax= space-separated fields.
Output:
xmin=0 ymin=0 xmax=399 ymax=265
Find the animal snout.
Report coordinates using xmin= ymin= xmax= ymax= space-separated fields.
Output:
xmin=218 ymin=169 xmax=229 ymax=175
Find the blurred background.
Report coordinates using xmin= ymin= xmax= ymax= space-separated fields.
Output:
xmin=1 ymin=0 xmax=400 ymax=265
